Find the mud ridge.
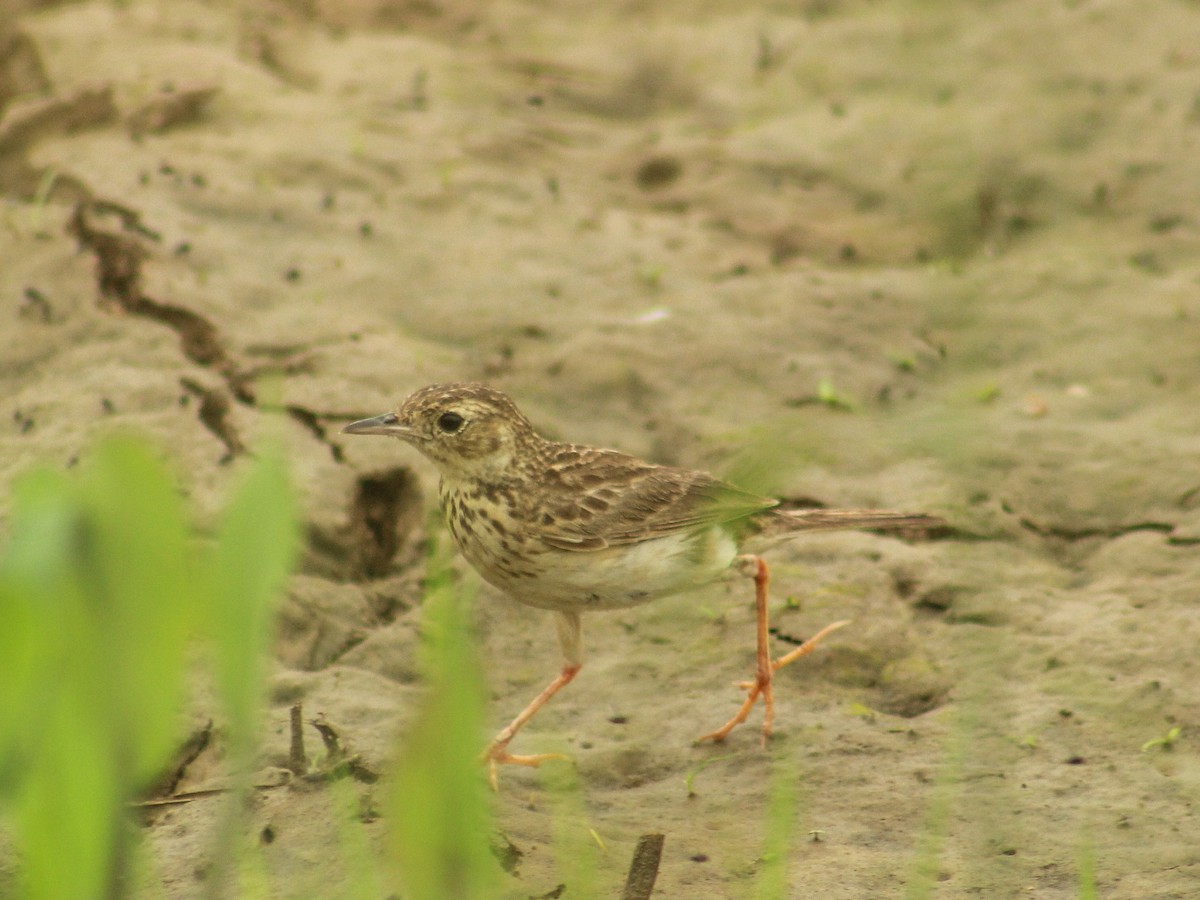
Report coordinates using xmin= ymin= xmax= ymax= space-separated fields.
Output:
xmin=1016 ymin=514 xmax=1178 ymax=543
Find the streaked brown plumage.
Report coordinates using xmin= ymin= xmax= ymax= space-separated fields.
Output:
xmin=343 ymin=382 xmax=939 ymax=786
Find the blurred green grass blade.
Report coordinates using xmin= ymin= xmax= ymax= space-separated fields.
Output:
xmin=754 ymin=753 xmax=803 ymax=900
xmin=75 ymin=437 xmax=198 ymax=785
xmin=0 ymin=468 xmax=119 ymax=899
xmin=207 ymin=446 xmax=298 ymax=750
xmin=385 ymin=534 xmax=498 ymax=900
xmin=199 ymin=443 xmax=298 ymax=900
xmin=0 ymin=441 xmax=199 ymax=899
xmin=905 ymin=711 xmax=967 ymax=900
xmin=15 ymin=685 xmax=122 ymax=900
xmin=0 ymin=469 xmax=77 ymax=793
xmin=1 ymin=434 xmax=300 ymax=899
xmin=328 ymin=778 xmax=387 ymax=900
xmin=1077 ymin=828 xmax=1097 ymax=899
xmin=540 ymin=760 xmax=601 ymax=898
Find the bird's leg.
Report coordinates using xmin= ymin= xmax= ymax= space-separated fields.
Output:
xmin=482 ymin=610 xmax=581 ymax=789
xmin=696 ymin=555 xmax=850 ymax=745
xmin=696 ymin=555 xmax=772 ymax=744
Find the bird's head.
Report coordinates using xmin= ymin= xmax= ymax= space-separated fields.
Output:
xmin=342 ymin=382 xmax=537 ymax=479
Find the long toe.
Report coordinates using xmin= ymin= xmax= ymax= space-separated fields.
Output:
xmin=482 ymin=746 xmax=571 ymax=790
xmin=492 ymin=750 xmax=570 ymax=768
xmin=695 ymin=681 xmax=765 ymax=744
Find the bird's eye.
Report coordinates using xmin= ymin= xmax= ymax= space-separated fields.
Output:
xmin=436 ymin=411 xmax=465 ymax=434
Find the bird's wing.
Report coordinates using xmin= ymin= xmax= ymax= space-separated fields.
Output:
xmin=526 ymin=445 xmax=776 ymax=552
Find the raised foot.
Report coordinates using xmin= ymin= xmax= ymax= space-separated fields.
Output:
xmin=695 ymin=619 xmax=851 ymax=746
xmin=482 ymin=741 xmax=570 ymax=791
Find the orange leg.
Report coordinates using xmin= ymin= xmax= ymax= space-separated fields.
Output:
xmin=697 ymin=555 xmax=850 ymax=745
xmin=482 ymin=610 xmax=582 ymax=789
xmin=482 ymin=663 xmax=579 ymax=789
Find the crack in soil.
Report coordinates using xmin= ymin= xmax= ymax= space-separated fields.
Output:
xmin=179 ymin=377 xmax=246 ymax=464
xmin=68 ymin=200 xmax=350 ymax=463
xmin=278 ymin=403 xmax=345 ymax=463
xmin=147 ymin=719 xmax=213 ymax=800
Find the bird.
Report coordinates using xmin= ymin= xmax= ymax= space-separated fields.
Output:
xmin=342 ymin=382 xmax=939 ymax=787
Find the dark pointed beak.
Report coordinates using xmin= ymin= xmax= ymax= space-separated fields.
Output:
xmin=341 ymin=412 xmax=415 ymax=438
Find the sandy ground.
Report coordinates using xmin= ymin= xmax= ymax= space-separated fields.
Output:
xmin=3 ymin=0 xmax=1200 ymax=896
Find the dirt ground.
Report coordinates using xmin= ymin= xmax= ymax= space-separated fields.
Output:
xmin=3 ymin=0 xmax=1200 ymax=896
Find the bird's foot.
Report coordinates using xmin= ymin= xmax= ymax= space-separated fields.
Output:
xmin=694 ymin=619 xmax=851 ymax=746
xmin=694 ymin=670 xmax=772 ymax=745
xmin=481 ymin=739 xmax=570 ymax=790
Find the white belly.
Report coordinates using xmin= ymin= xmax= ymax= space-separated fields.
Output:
xmin=506 ymin=525 xmax=739 ymax=612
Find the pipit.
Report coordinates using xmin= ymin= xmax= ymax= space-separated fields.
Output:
xmin=344 ymin=382 xmax=938 ymax=787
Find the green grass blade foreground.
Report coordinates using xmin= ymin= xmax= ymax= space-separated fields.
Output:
xmin=199 ymin=439 xmax=299 ymax=898
xmin=206 ymin=438 xmax=299 ymax=761
xmin=753 ymin=750 xmax=807 ymax=900
xmin=0 ymin=438 xmax=198 ymax=898
xmin=383 ymin=525 xmax=500 ymax=900
xmin=0 ymin=435 xmax=297 ymax=899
